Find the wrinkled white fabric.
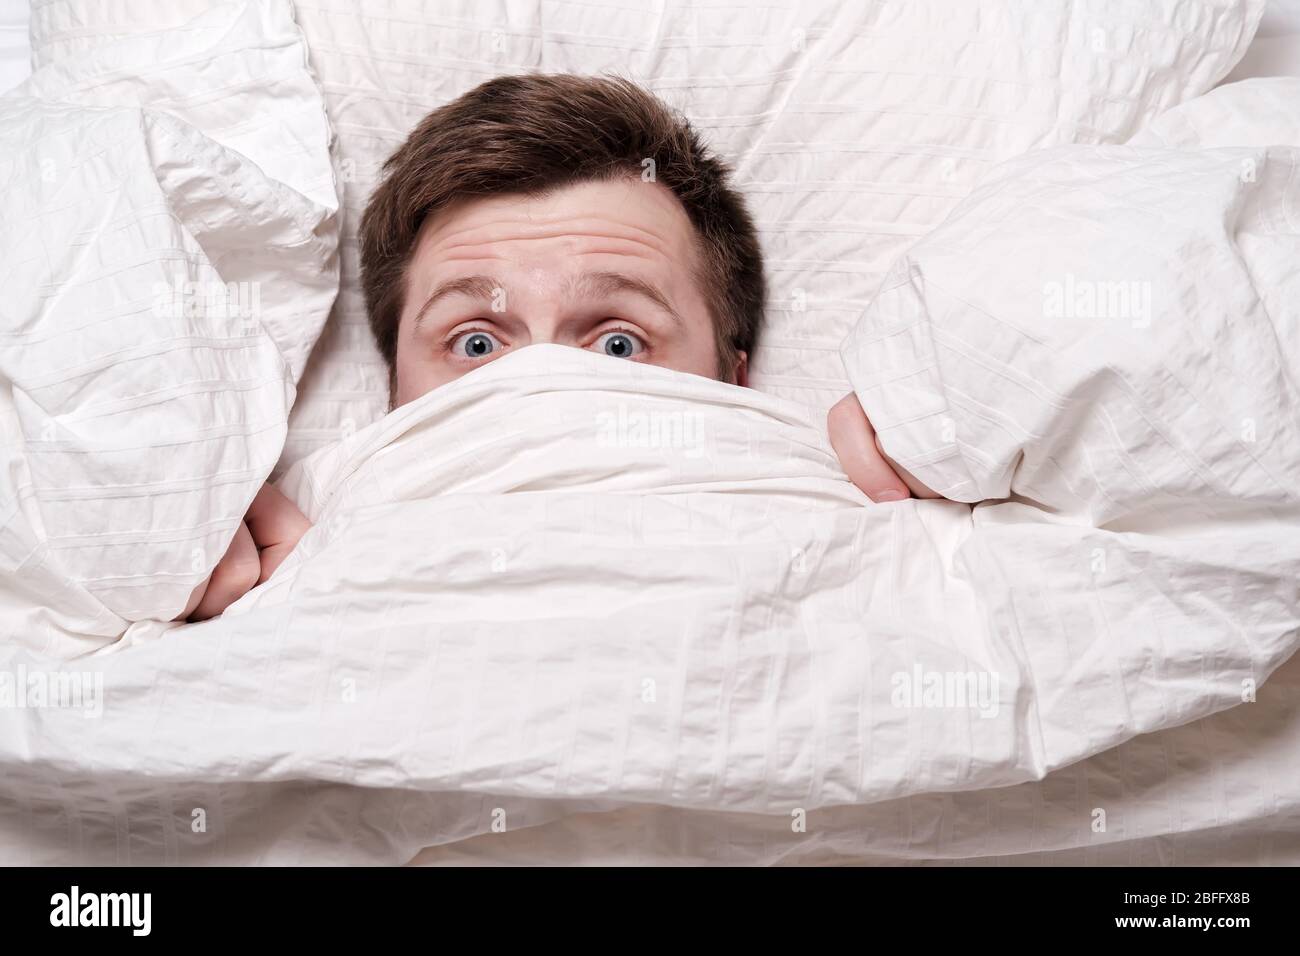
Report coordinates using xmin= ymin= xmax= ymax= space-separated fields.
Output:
xmin=3 ymin=323 xmax=1296 ymax=862
xmin=2 ymin=5 xmax=1296 ymax=867
xmin=844 ymin=144 xmax=1300 ymax=519
xmin=0 ymin=0 xmax=338 ymax=648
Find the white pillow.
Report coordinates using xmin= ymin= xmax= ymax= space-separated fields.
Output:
xmin=28 ymin=0 xmax=1263 ymax=473
xmin=0 ymin=0 xmax=338 ymax=656
xmin=840 ymin=138 xmax=1300 ymax=517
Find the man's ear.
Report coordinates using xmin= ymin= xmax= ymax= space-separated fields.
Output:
xmin=733 ymin=350 xmax=749 ymax=387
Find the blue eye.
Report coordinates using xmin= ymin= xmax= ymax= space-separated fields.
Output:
xmin=451 ymin=330 xmax=502 ymax=359
xmin=594 ymin=330 xmax=644 ymax=359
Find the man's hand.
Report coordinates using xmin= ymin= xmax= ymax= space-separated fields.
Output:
xmin=176 ymin=483 xmax=312 ymax=622
xmin=828 ymin=393 xmax=940 ymax=502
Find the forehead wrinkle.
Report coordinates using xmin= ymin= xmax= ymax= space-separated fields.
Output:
xmin=427 ymin=218 xmax=676 ymax=261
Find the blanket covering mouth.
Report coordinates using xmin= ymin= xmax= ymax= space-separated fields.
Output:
xmin=4 ymin=337 xmax=1291 ymax=848
xmin=5 ymin=118 xmax=1300 ymax=860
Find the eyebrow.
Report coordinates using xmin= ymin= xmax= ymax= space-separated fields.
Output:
xmin=412 ymin=271 xmax=685 ymax=329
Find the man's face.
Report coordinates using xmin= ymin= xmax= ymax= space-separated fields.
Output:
xmin=391 ymin=176 xmax=747 ymax=407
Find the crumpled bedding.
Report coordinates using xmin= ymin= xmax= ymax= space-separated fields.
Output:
xmin=0 ymin=0 xmax=339 ymax=653
xmin=2 ymin=69 xmax=1299 ymax=863
xmin=3 ymin=311 xmax=1297 ymax=862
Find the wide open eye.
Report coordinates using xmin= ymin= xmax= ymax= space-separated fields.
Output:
xmin=450 ymin=330 xmax=502 ymax=359
xmin=592 ymin=330 xmax=645 ymax=359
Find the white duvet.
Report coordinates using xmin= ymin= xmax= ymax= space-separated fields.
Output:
xmin=5 ymin=114 xmax=1300 ymax=855
xmin=0 ymin=0 xmax=339 ymax=653
xmin=2 ymin=64 xmax=1298 ymax=862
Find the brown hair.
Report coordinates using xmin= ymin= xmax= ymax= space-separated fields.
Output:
xmin=359 ymin=72 xmax=765 ymax=385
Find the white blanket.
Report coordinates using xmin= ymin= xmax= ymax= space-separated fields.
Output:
xmin=4 ymin=335 xmax=1297 ymax=862
xmin=0 ymin=0 xmax=339 ymax=654
xmin=3 ymin=83 xmax=1299 ymax=864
